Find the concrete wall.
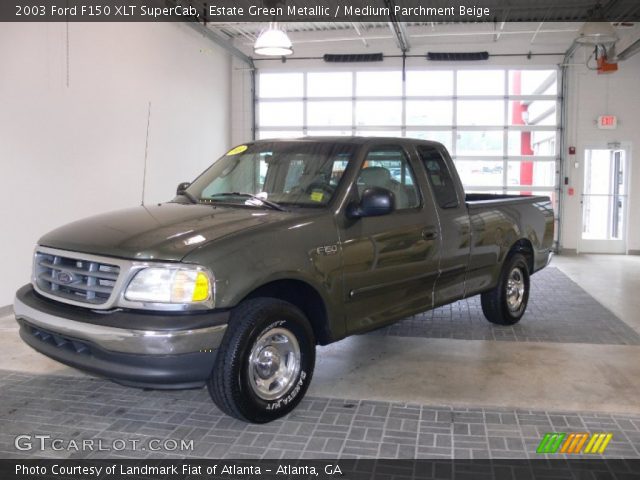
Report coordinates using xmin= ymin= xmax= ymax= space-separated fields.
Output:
xmin=0 ymin=23 xmax=231 ymax=306
xmin=230 ymin=56 xmax=254 ymax=144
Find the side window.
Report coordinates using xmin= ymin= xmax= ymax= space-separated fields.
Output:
xmin=418 ymin=146 xmax=460 ymax=209
xmin=357 ymin=147 xmax=420 ymax=210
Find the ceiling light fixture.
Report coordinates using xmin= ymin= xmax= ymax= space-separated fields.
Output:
xmin=575 ymin=22 xmax=618 ymax=45
xmin=254 ymin=23 xmax=293 ymax=56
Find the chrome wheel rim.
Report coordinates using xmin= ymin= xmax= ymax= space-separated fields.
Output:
xmin=506 ymin=267 xmax=526 ymax=313
xmin=248 ymin=327 xmax=301 ymax=401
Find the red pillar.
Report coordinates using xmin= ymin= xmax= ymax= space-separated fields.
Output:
xmin=511 ymin=71 xmax=533 ymax=195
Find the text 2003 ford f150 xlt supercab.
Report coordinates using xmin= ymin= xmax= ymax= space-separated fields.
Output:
xmin=14 ymin=138 xmax=554 ymax=423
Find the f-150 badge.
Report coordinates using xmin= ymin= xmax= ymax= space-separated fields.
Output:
xmin=316 ymin=245 xmax=338 ymax=255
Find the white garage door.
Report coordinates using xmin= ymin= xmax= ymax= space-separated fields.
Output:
xmin=256 ymin=68 xmax=560 ymax=207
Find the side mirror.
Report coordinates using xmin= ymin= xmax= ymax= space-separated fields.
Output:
xmin=176 ymin=182 xmax=191 ymax=196
xmin=346 ymin=187 xmax=395 ymax=219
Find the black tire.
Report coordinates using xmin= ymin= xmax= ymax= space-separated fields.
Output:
xmin=481 ymin=253 xmax=530 ymax=326
xmin=208 ymin=298 xmax=315 ymax=423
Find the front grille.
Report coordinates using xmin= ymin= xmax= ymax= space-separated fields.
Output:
xmin=34 ymin=251 xmax=120 ymax=305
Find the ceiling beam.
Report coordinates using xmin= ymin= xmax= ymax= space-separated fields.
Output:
xmin=600 ymin=0 xmax=624 ymax=18
xmin=530 ymin=21 xmax=545 ymax=44
xmin=616 ymin=37 xmax=640 ymax=60
xmin=351 ymin=22 xmax=369 ymax=47
xmin=190 ymin=22 xmax=255 ymax=69
xmin=494 ymin=4 xmax=511 ymax=42
xmin=383 ymin=0 xmax=410 ymax=52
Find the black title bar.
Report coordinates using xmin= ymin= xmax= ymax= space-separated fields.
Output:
xmin=3 ymin=459 xmax=640 ymax=480
xmin=2 ymin=0 xmax=640 ymax=22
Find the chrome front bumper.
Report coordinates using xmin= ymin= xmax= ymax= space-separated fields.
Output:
xmin=13 ymin=294 xmax=227 ymax=355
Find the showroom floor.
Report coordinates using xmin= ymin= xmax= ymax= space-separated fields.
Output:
xmin=1 ymin=254 xmax=639 ymax=459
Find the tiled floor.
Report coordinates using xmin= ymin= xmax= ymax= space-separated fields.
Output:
xmin=2 ymin=255 xmax=640 ymax=460
xmin=374 ymin=268 xmax=640 ymax=345
xmin=1 ymin=371 xmax=639 ymax=460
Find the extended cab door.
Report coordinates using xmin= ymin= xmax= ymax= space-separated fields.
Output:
xmin=415 ymin=144 xmax=472 ymax=307
xmin=339 ymin=144 xmax=441 ymax=333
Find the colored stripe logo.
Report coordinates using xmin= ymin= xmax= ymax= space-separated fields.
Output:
xmin=537 ymin=433 xmax=612 ymax=454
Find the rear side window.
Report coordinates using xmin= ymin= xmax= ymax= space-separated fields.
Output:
xmin=418 ymin=146 xmax=459 ymax=209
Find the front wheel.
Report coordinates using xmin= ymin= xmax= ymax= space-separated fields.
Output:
xmin=208 ymin=298 xmax=315 ymax=423
xmin=481 ymin=253 xmax=530 ymax=325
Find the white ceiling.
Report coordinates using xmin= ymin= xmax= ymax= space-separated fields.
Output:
xmin=208 ymin=22 xmax=640 ymax=58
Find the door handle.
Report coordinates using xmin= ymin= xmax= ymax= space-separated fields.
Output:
xmin=422 ymin=228 xmax=438 ymax=240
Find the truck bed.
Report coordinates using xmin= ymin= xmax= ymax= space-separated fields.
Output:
xmin=465 ymin=193 xmax=551 ymax=208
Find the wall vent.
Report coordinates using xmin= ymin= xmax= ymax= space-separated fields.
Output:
xmin=427 ymin=52 xmax=490 ymax=61
xmin=323 ymin=53 xmax=384 ymax=63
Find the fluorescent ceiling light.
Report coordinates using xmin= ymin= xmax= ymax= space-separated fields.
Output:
xmin=575 ymin=22 xmax=618 ymax=45
xmin=254 ymin=23 xmax=293 ymax=56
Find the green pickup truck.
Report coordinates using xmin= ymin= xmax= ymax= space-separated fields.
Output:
xmin=14 ymin=137 xmax=554 ymax=423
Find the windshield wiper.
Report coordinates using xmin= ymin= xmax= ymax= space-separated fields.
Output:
xmin=208 ymin=192 xmax=286 ymax=212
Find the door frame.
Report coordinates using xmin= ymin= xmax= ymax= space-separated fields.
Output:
xmin=578 ymin=142 xmax=632 ymax=254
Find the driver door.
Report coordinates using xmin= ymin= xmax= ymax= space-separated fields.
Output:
xmin=340 ymin=144 xmax=441 ymax=333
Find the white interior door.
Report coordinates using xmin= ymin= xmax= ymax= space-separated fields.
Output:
xmin=580 ymin=147 xmax=629 ymax=254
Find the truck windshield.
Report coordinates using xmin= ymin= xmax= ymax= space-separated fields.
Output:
xmin=185 ymin=142 xmax=356 ymax=208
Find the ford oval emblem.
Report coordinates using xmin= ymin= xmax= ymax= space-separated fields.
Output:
xmin=57 ymin=271 xmax=73 ymax=285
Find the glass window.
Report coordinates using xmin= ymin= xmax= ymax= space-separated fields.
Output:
xmin=355 ymin=130 xmax=402 ymax=138
xmin=358 ymin=147 xmax=419 ymax=209
xmin=455 ymin=160 xmax=504 ymax=187
xmin=525 ymin=100 xmax=557 ymax=126
xmin=259 ymin=73 xmax=303 ymax=98
xmin=356 ymin=71 xmax=402 ymax=97
xmin=509 ymin=70 xmax=557 ymax=95
xmin=283 ymin=159 xmax=306 ymax=192
xmin=258 ymin=130 xmax=303 ymax=140
xmin=306 ymin=129 xmax=352 ymax=136
xmin=254 ymin=69 xmax=560 ymax=198
xmin=307 ymin=101 xmax=352 ymax=126
xmin=507 ymin=162 xmax=556 ymax=187
xmin=458 ymin=100 xmax=505 ymax=126
xmin=456 ymin=131 xmax=503 ymax=156
xmin=406 ymin=131 xmax=453 ymax=152
xmin=189 ymin=142 xmax=357 ymax=207
xmin=406 ymin=100 xmax=453 ymax=126
xmin=406 ymin=71 xmax=453 ymax=96
xmin=465 ymin=189 xmax=504 ymax=194
xmin=457 ymin=70 xmax=505 ymax=96
xmin=355 ymin=101 xmax=402 ymax=126
xmin=508 ymin=131 xmax=557 ymax=156
xmin=307 ymin=72 xmax=353 ymax=97
xmin=418 ymin=146 xmax=459 ymax=208
xmin=259 ymin=102 xmax=303 ymax=127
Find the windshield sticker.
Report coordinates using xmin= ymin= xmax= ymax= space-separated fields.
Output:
xmin=226 ymin=145 xmax=248 ymax=156
xmin=310 ymin=191 xmax=324 ymax=202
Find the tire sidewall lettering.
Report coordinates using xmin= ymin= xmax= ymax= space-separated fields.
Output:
xmin=265 ymin=370 xmax=307 ymax=411
xmin=240 ymin=310 xmax=314 ymax=418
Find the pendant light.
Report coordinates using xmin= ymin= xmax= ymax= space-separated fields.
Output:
xmin=254 ymin=23 xmax=293 ymax=56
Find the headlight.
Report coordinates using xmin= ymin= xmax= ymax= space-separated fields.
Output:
xmin=124 ymin=267 xmax=212 ymax=305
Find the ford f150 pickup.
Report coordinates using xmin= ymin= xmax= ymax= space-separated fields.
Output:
xmin=14 ymin=138 xmax=554 ymax=423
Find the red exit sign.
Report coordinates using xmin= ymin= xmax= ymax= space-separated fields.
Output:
xmin=598 ymin=115 xmax=618 ymax=129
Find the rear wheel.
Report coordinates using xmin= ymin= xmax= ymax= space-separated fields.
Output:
xmin=208 ymin=298 xmax=315 ymax=423
xmin=481 ymin=253 xmax=530 ymax=325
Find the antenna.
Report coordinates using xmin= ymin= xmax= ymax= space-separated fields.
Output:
xmin=141 ymin=101 xmax=151 ymax=206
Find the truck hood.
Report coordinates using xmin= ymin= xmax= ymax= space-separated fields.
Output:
xmin=38 ymin=203 xmax=304 ymax=261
